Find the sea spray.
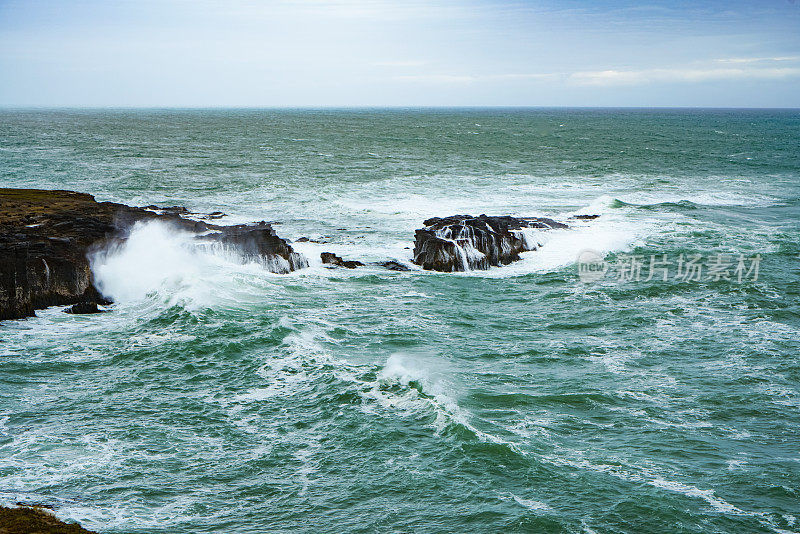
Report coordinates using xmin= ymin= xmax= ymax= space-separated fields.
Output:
xmin=89 ymin=220 xmax=284 ymax=309
xmin=481 ymin=196 xmax=650 ymax=276
xmin=374 ymin=352 xmax=465 ymax=433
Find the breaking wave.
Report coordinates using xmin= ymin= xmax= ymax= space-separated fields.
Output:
xmin=89 ymin=220 xmax=287 ymax=309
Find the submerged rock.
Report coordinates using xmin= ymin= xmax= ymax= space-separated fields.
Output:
xmin=320 ymin=252 xmax=363 ymax=269
xmin=64 ymin=301 xmax=103 ymax=314
xmin=379 ymin=260 xmax=412 ymax=271
xmin=413 ymin=214 xmax=568 ymax=272
xmin=0 ymin=188 xmax=307 ymax=321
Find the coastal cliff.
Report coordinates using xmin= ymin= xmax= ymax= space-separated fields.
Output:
xmin=0 ymin=505 xmax=97 ymax=534
xmin=0 ymin=189 xmax=306 ymax=320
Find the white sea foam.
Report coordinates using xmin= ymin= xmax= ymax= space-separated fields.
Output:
xmin=90 ymin=220 xmax=284 ymax=310
xmin=648 ymin=478 xmax=740 ymax=514
xmin=464 ymin=195 xmax=649 ymax=277
xmin=89 ymin=191 xmax=653 ymax=296
xmin=218 ymin=326 xmax=505 ymax=451
xmin=369 ymin=352 xmax=462 ymax=433
xmin=319 ymin=192 xmax=651 ymax=277
xmin=616 ymin=190 xmax=778 ymax=208
xmin=365 ymin=353 xmax=523 ymax=453
xmin=541 ymin=451 xmax=798 ymax=533
xmin=500 ymin=492 xmax=553 ymax=513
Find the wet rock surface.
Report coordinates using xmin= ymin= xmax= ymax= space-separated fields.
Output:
xmin=379 ymin=260 xmax=412 ymax=271
xmin=413 ymin=214 xmax=568 ymax=272
xmin=204 ymin=222 xmax=308 ymax=273
xmin=63 ymin=301 xmax=103 ymax=314
xmin=294 ymin=236 xmax=330 ymax=244
xmin=143 ymin=205 xmax=226 ymax=220
xmin=320 ymin=252 xmax=363 ymax=269
xmin=0 ymin=188 xmax=307 ymax=321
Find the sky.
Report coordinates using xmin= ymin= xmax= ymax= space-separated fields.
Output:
xmin=1 ymin=0 xmax=799 ymax=107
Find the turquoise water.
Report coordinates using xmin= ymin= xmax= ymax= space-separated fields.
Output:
xmin=1 ymin=109 xmax=799 ymax=533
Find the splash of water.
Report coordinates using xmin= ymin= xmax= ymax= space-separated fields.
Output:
xmin=89 ymin=220 xmax=283 ymax=309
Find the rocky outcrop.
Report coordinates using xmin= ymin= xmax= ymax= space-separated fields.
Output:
xmin=0 ymin=189 xmax=307 ymax=321
xmin=413 ymin=214 xmax=568 ymax=272
xmin=320 ymin=252 xmax=363 ymax=269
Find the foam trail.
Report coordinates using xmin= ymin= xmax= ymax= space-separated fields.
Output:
xmin=528 ymin=199 xmax=643 ymax=269
xmin=467 ymin=195 xmax=650 ymax=276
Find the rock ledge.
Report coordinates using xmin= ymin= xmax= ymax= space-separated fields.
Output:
xmin=0 ymin=188 xmax=306 ymax=320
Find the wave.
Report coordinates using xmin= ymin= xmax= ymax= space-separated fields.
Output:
xmin=541 ymin=452 xmax=796 ymax=533
xmin=614 ymin=191 xmax=780 ymax=208
xmin=361 ymin=352 xmax=525 ymax=454
xmin=231 ymin=324 xmax=525 ymax=454
xmin=86 ymin=186 xmax=710 ymax=311
xmin=87 ymin=195 xmax=650 ymax=305
xmin=89 ymin=220 xmax=286 ymax=310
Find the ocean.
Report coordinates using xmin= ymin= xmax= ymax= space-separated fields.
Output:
xmin=1 ymin=108 xmax=799 ymax=533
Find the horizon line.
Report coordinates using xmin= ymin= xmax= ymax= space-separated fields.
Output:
xmin=2 ymin=105 xmax=800 ymax=111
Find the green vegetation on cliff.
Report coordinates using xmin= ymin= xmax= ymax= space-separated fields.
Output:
xmin=0 ymin=506 xmax=97 ymax=534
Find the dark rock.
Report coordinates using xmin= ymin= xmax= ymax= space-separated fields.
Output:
xmin=379 ymin=260 xmax=412 ymax=271
xmin=64 ymin=301 xmax=102 ymax=314
xmin=144 ymin=204 xmax=226 ymax=220
xmin=0 ymin=188 xmax=307 ymax=321
xmin=320 ymin=252 xmax=363 ymax=269
xmin=413 ymin=214 xmax=568 ymax=272
xmin=294 ymin=236 xmax=329 ymax=244
xmin=158 ymin=205 xmax=189 ymax=215
xmin=202 ymin=222 xmax=308 ymax=273
xmin=571 ymin=214 xmax=600 ymax=220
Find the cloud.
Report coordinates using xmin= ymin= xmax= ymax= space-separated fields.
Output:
xmin=371 ymin=60 xmax=429 ymax=68
xmin=391 ymin=74 xmax=477 ymax=83
xmin=489 ymin=73 xmax=560 ymax=81
xmin=715 ymin=56 xmax=800 ymax=64
xmin=389 ymin=72 xmax=559 ymax=84
xmin=387 ymin=64 xmax=800 ymax=87
xmin=569 ymin=67 xmax=800 ymax=86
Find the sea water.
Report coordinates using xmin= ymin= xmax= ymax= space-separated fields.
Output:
xmin=0 ymin=108 xmax=798 ymax=533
